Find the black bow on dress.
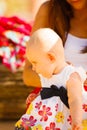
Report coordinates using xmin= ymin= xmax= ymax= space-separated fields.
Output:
xmin=40 ymin=85 xmax=69 ymax=108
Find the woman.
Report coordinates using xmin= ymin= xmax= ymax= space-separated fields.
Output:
xmin=23 ymin=0 xmax=87 ymax=106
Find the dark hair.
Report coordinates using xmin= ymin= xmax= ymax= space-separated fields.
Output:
xmin=48 ymin=0 xmax=87 ymax=53
xmin=48 ymin=0 xmax=73 ymax=45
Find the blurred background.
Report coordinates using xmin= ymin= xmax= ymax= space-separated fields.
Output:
xmin=0 ymin=0 xmax=47 ymax=129
xmin=0 ymin=0 xmax=44 ymax=22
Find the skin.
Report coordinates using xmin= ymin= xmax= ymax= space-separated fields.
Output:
xmin=23 ymin=0 xmax=87 ymax=87
xmin=67 ymin=0 xmax=87 ymax=10
xmin=67 ymin=0 xmax=87 ymax=38
xmin=26 ymin=28 xmax=66 ymax=78
xmin=27 ymin=47 xmax=58 ymax=78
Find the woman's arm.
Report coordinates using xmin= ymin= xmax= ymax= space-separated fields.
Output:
xmin=23 ymin=2 xmax=50 ymax=86
xmin=31 ymin=1 xmax=50 ymax=34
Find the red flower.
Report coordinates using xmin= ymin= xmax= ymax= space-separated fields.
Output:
xmin=67 ymin=115 xmax=72 ymax=125
xmin=35 ymin=101 xmax=42 ymax=110
xmin=55 ymin=103 xmax=58 ymax=111
xmin=83 ymin=104 xmax=87 ymax=112
xmin=22 ymin=116 xmax=37 ymax=127
xmin=38 ymin=105 xmax=52 ymax=121
xmin=0 ymin=16 xmax=32 ymax=72
xmin=84 ymin=85 xmax=87 ymax=91
xmin=45 ymin=122 xmax=60 ymax=130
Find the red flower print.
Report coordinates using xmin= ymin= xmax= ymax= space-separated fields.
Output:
xmin=84 ymin=85 xmax=87 ymax=91
xmin=83 ymin=104 xmax=87 ymax=112
xmin=38 ymin=105 xmax=52 ymax=121
xmin=45 ymin=122 xmax=60 ymax=130
xmin=22 ymin=116 xmax=37 ymax=127
xmin=67 ymin=115 xmax=72 ymax=125
xmin=35 ymin=101 xmax=42 ymax=110
xmin=55 ymin=103 xmax=58 ymax=111
xmin=26 ymin=93 xmax=37 ymax=106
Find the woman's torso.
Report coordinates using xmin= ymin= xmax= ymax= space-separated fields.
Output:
xmin=31 ymin=1 xmax=87 ymax=72
xmin=64 ymin=34 xmax=87 ymax=71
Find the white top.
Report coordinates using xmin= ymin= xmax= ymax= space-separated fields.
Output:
xmin=64 ymin=34 xmax=87 ymax=71
xmin=40 ymin=65 xmax=86 ymax=88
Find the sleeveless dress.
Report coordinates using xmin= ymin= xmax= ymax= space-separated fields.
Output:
xmin=15 ymin=65 xmax=87 ymax=130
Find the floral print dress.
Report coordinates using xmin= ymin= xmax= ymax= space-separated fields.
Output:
xmin=15 ymin=65 xmax=87 ymax=130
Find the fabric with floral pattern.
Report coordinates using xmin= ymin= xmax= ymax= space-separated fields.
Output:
xmin=15 ymin=65 xmax=87 ymax=130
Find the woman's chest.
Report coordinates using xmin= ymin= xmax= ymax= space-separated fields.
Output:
xmin=70 ymin=17 xmax=87 ymax=38
xmin=64 ymin=34 xmax=87 ymax=71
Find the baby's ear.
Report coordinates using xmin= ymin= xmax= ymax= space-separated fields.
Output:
xmin=47 ymin=52 xmax=56 ymax=62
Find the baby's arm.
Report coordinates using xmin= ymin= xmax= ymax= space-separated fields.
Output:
xmin=66 ymin=72 xmax=83 ymax=130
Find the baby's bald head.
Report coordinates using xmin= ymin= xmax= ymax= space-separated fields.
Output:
xmin=26 ymin=28 xmax=66 ymax=77
xmin=26 ymin=28 xmax=64 ymax=57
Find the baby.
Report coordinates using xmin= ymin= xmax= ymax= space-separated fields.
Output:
xmin=15 ymin=28 xmax=87 ymax=130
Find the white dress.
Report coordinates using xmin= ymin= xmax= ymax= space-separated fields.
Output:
xmin=20 ymin=65 xmax=87 ymax=130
